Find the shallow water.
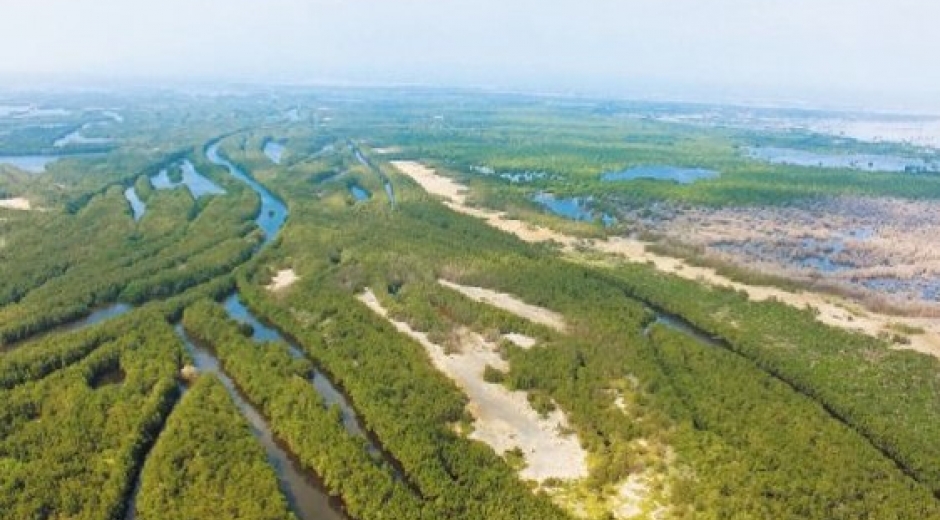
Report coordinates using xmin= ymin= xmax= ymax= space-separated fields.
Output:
xmin=222 ymin=294 xmax=373 ymax=442
xmin=264 ymin=141 xmax=285 ymax=165
xmin=746 ymin=146 xmax=938 ymax=172
xmin=644 ymin=310 xmax=722 ymax=348
xmin=862 ymin=277 xmax=940 ymax=301
xmin=285 ymin=108 xmax=301 ymax=122
xmin=602 ymin=165 xmax=718 ymax=184
xmin=123 ymin=187 xmax=146 ymax=221
xmin=352 ymin=147 xmax=395 ymax=207
xmin=54 ymin=123 xmax=113 ymax=148
xmin=0 ymin=155 xmax=62 ymax=174
xmin=206 ymin=142 xmax=287 ymax=244
xmin=470 ymin=165 xmax=548 ymax=184
xmin=349 ymin=184 xmax=371 ymax=201
xmin=64 ymin=303 xmax=133 ymax=332
xmin=150 ymin=160 xmax=225 ymax=199
xmin=532 ymin=192 xmax=615 ymax=226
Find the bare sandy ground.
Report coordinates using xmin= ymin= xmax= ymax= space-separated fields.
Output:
xmin=266 ymin=268 xmax=299 ymax=292
xmin=0 ymin=197 xmax=31 ymax=210
xmin=438 ymin=279 xmax=567 ymax=332
xmin=616 ymin=474 xmax=650 ymax=518
xmin=392 ymin=160 xmax=940 ymax=360
xmin=357 ymin=289 xmax=588 ymax=482
xmin=371 ymin=146 xmax=402 ymax=155
xmin=503 ymin=332 xmax=537 ymax=349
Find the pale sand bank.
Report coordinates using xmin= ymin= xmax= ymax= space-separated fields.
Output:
xmin=357 ymin=289 xmax=588 ymax=482
xmin=503 ymin=332 xmax=538 ymax=349
xmin=266 ymin=268 xmax=299 ymax=292
xmin=0 ymin=197 xmax=31 ymax=210
xmin=439 ymin=278 xmax=567 ymax=332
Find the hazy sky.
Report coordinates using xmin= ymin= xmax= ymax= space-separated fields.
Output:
xmin=2 ymin=0 xmax=938 ymax=110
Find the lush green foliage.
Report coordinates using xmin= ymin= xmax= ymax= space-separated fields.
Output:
xmin=605 ymin=262 xmax=940 ymax=497
xmin=181 ymin=299 xmax=429 ymax=520
xmin=0 ymin=170 xmax=259 ymax=345
xmin=3 ymin=88 xmax=940 ymax=519
xmin=136 ymin=374 xmax=296 ymax=520
xmin=650 ymin=325 xmax=940 ymax=518
xmin=0 ymin=311 xmax=181 ymax=519
xmin=234 ymin=132 xmax=940 ymax=516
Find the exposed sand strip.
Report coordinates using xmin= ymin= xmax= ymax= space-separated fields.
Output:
xmin=266 ymin=269 xmax=299 ymax=292
xmin=357 ymin=289 xmax=588 ymax=482
xmin=438 ymin=279 xmax=567 ymax=332
xmin=0 ymin=197 xmax=31 ymax=210
xmin=503 ymin=333 xmax=537 ymax=349
xmin=392 ymin=160 xmax=940 ymax=359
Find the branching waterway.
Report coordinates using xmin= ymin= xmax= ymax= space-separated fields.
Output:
xmin=352 ymin=145 xmax=395 ymax=207
xmin=173 ymin=324 xmax=346 ymax=520
xmin=121 ymin=139 xmax=350 ymax=519
xmin=36 ymin=137 xmax=397 ymax=518
xmin=223 ymin=294 xmax=375 ymax=445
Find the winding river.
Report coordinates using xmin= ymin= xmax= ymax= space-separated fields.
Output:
xmin=206 ymin=141 xmax=287 ymax=245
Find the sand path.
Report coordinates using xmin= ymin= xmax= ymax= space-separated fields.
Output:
xmin=438 ymin=279 xmax=567 ymax=332
xmin=391 ymin=160 xmax=940 ymax=360
xmin=0 ymin=197 xmax=32 ymax=210
xmin=357 ymin=289 xmax=588 ymax=482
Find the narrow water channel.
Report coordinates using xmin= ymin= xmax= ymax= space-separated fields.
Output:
xmin=173 ymin=324 xmax=346 ymax=520
xmin=124 ymin=187 xmax=146 ymax=221
xmin=33 ymin=138 xmax=376 ymax=517
xmin=352 ymin=146 xmax=395 ymax=207
xmin=222 ymin=294 xmax=375 ymax=449
xmin=642 ymin=307 xmax=722 ymax=347
xmin=124 ymin=142 xmax=349 ymax=520
xmin=124 ymin=468 xmax=144 ymax=520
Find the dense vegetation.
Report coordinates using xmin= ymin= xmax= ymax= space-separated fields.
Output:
xmin=0 ymin=310 xmax=181 ymax=519
xmin=0 ymin=159 xmax=259 ymax=346
xmin=2 ymin=88 xmax=940 ymax=519
xmin=605 ymin=263 xmax=940 ymax=497
xmin=181 ymin=299 xmax=432 ymax=520
xmin=225 ymin=128 xmax=940 ymax=517
xmin=135 ymin=374 xmax=296 ymax=520
xmin=367 ymin=105 xmax=940 ymax=208
xmin=650 ymin=325 xmax=939 ymax=518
